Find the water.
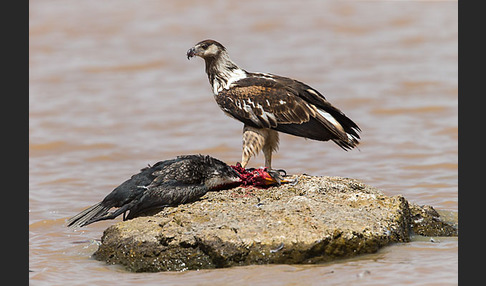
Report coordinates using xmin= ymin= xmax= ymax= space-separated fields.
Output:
xmin=29 ymin=0 xmax=458 ymax=284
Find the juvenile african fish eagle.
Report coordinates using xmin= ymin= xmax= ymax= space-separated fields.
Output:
xmin=187 ymin=39 xmax=361 ymax=169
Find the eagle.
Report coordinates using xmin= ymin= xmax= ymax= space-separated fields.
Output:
xmin=187 ymin=39 xmax=361 ymax=169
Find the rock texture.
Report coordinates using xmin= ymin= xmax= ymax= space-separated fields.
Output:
xmin=92 ymin=175 xmax=457 ymax=272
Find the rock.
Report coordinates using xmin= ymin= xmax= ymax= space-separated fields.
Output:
xmin=92 ymin=175 xmax=457 ymax=272
xmin=409 ymin=204 xmax=458 ymax=236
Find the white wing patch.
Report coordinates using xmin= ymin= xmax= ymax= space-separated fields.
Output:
xmin=306 ymin=88 xmax=320 ymax=97
xmin=242 ymin=102 xmax=260 ymax=125
xmin=235 ymin=99 xmax=277 ymax=128
xmin=253 ymin=72 xmax=277 ymax=81
xmin=316 ymin=108 xmax=345 ymax=133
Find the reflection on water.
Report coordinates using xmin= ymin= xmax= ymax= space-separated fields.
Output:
xmin=30 ymin=0 xmax=457 ymax=284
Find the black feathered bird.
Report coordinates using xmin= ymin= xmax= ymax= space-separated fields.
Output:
xmin=187 ymin=39 xmax=361 ymax=169
xmin=66 ymin=154 xmax=285 ymax=228
xmin=66 ymin=155 xmax=242 ymax=227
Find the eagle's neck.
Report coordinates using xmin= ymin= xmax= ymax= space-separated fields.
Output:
xmin=204 ymin=51 xmax=247 ymax=95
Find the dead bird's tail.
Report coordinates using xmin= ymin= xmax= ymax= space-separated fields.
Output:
xmin=66 ymin=202 xmax=111 ymax=228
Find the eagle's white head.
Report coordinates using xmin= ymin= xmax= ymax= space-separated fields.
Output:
xmin=187 ymin=39 xmax=247 ymax=95
xmin=186 ymin=39 xmax=227 ymax=60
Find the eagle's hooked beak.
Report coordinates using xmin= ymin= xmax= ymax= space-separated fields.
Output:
xmin=186 ymin=47 xmax=197 ymax=60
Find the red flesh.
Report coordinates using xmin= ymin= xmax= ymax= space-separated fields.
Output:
xmin=230 ymin=163 xmax=276 ymax=187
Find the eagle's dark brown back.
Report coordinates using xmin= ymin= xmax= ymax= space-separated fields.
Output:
xmin=216 ymin=74 xmax=360 ymax=150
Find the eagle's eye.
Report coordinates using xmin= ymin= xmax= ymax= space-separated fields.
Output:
xmin=200 ymin=43 xmax=210 ymax=49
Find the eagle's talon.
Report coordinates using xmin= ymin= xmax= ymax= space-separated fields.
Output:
xmin=275 ymin=169 xmax=287 ymax=177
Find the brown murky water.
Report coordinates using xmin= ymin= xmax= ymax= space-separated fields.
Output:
xmin=29 ymin=0 xmax=458 ymax=284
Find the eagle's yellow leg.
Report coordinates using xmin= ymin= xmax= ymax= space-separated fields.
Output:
xmin=241 ymin=125 xmax=279 ymax=169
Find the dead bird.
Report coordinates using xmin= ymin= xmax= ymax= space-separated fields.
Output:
xmin=66 ymin=154 xmax=292 ymax=228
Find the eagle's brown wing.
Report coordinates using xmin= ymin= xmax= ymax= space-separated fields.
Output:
xmin=215 ymin=75 xmax=359 ymax=150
